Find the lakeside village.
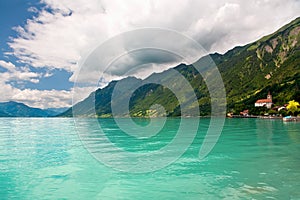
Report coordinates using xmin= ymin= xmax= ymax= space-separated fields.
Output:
xmin=227 ymin=92 xmax=300 ymax=122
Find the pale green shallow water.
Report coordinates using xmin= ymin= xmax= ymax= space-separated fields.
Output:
xmin=0 ymin=118 xmax=300 ymax=199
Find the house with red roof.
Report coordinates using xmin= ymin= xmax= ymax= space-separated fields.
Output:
xmin=255 ymin=92 xmax=273 ymax=109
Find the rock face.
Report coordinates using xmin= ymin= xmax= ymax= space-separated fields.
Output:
xmin=60 ymin=17 xmax=300 ymax=117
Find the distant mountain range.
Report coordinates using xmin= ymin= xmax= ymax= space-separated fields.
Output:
xmin=2 ymin=18 xmax=299 ymax=118
xmin=59 ymin=17 xmax=300 ymax=117
xmin=0 ymin=101 xmax=67 ymax=117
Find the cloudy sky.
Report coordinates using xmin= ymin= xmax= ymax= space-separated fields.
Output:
xmin=0 ymin=0 xmax=299 ymax=109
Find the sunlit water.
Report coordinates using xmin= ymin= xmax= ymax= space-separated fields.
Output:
xmin=0 ymin=118 xmax=299 ymax=199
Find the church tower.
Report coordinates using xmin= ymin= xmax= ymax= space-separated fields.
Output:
xmin=267 ymin=91 xmax=272 ymax=101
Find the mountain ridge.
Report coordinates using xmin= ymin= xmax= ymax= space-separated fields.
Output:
xmin=0 ymin=101 xmax=62 ymax=117
xmin=60 ymin=17 xmax=300 ymax=117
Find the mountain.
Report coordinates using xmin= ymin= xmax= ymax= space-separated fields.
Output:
xmin=0 ymin=101 xmax=54 ymax=117
xmin=216 ymin=17 xmax=300 ymax=112
xmin=44 ymin=107 xmax=69 ymax=116
xmin=0 ymin=110 xmax=11 ymax=117
xmin=60 ymin=17 xmax=300 ymax=117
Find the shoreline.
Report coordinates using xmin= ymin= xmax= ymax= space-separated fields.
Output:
xmin=0 ymin=115 xmax=289 ymax=119
xmin=229 ymin=115 xmax=283 ymax=119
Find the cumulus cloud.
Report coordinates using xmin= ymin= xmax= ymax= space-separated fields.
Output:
xmin=9 ymin=88 xmax=71 ymax=108
xmin=3 ymin=0 xmax=300 ymax=107
xmin=0 ymin=77 xmax=95 ymax=108
xmin=0 ymin=60 xmax=96 ymax=108
xmin=9 ymin=86 xmax=95 ymax=109
xmin=27 ymin=6 xmax=39 ymax=13
xmin=0 ymin=60 xmax=16 ymax=71
xmin=71 ymin=28 xmax=207 ymax=84
xmin=8 ymin=0 xmax=300 ymax=80
xmin=0 ymin=60 xmax=41 ymax=83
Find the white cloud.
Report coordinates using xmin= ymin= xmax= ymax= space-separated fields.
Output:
xmin=9 ymin=88 xmax=72 ymax=108
xmin=0 ymin=78 xmax=95 ymax=109
xmin=28 ymin=6 xmax=39 ymax=13
xmin=43 ymin=72 xmax=53 ymax=78
xmin=0 ymin=59 xmax=96 ymax=108
xmin=0 ymin=60 xmax=16 ymax=72
xmin=29 ymin=79 xmax=40 ymax=84
xmin=0 ymin=60 xmax=65 ymax=108
xmin=3 ymin=0 xmax=300 ymax=108
xmin=0 ymin=60 xmax=41 ymax=83
xmin=8 ymin=0 xmax=300 ymax=74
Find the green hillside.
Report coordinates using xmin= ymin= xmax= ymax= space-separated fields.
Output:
xmin=60 ymin=17 xmax=300 ymax=117
xmin=219 ymin=17 xmax=300 ymax=112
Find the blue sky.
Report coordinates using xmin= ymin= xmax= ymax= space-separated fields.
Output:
xmin=0 ymin=1 xmax=39 ymax=50
xmin=0 ymin=0 xmax=78 ymax=108
xmin=0 ymin=0 xmax=299 ymax=108
xmin=0 ymin=0 xmax=73 ymax=91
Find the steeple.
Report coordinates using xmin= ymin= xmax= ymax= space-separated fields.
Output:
xmin=267 ymin=91 xmax=272 ymax=101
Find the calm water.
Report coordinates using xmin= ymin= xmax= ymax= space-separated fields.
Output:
xmin=0 ymin=118 xmax=299 ymax=199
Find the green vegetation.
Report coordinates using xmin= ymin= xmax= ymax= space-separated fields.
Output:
xmin=60 ymin=17 xmax=300 ymax=118
xmin=287 ymin=100 xmax=300 ymax=116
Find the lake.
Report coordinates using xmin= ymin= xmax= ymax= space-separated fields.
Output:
xmin=0 ymin=118 xmax=299 ymax=199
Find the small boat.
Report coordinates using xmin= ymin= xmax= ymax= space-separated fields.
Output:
xmin=283 ymin=116 xmax=299 ymax=122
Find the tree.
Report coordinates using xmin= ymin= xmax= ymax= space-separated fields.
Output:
xmin=287 ymin=100 xmax=300 ymax=116
xmin=268 ymin=109 xmax=278 ymax=116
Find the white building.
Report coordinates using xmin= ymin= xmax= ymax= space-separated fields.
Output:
xmin=255 ymin=92 xmax=273 ymax=109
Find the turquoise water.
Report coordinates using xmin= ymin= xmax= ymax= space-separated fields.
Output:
xmin=0 ymin=118 xmax=300 ymax=199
